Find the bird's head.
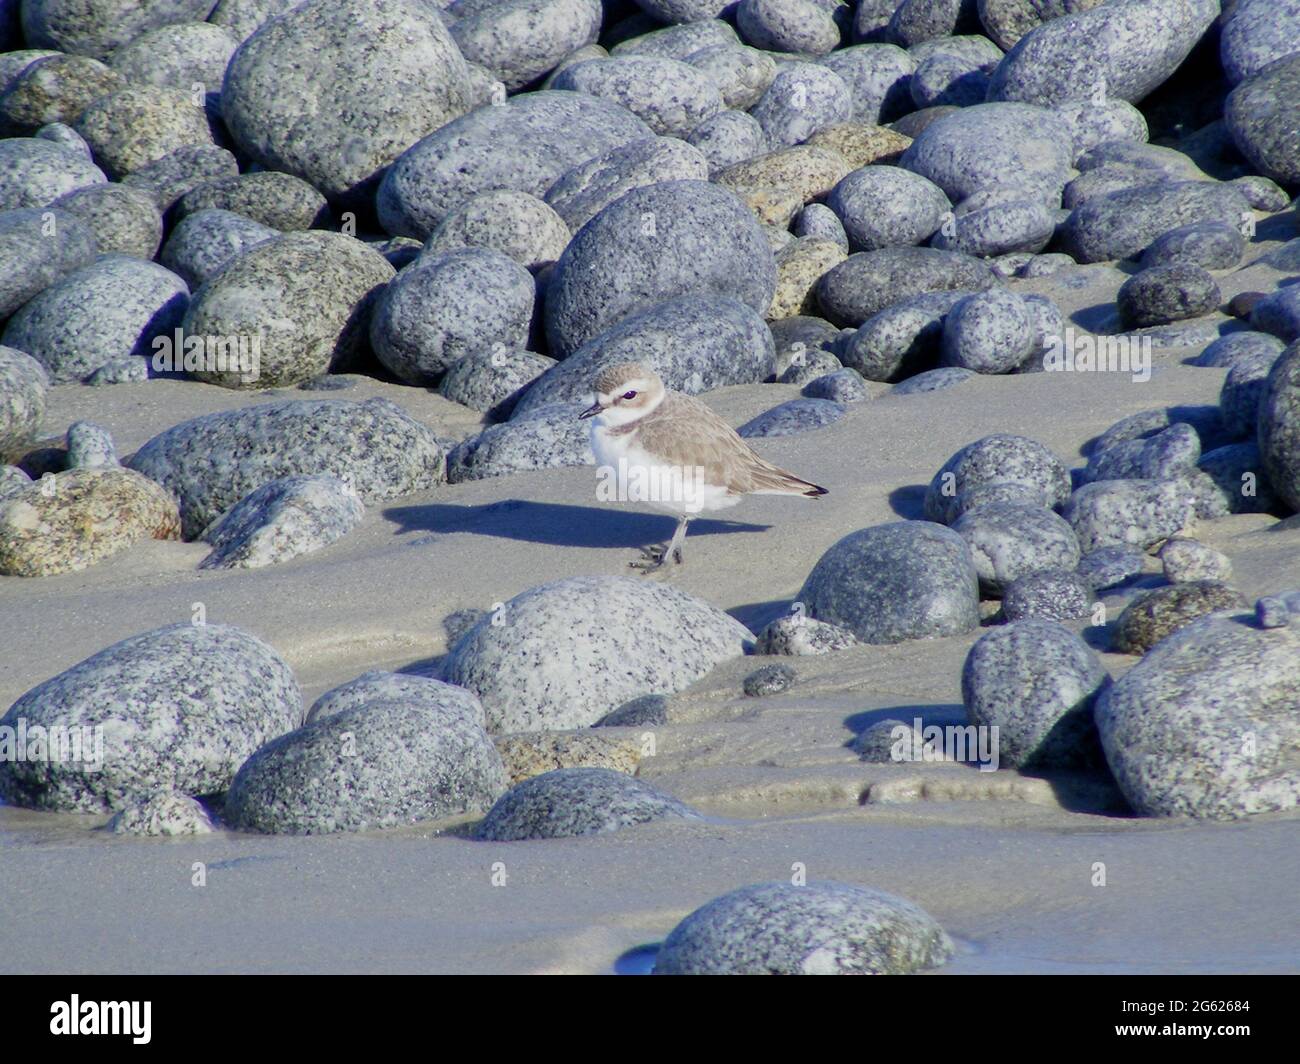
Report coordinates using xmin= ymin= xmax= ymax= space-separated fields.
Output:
xmin=579 ymin=362 xmax=665 ymax=426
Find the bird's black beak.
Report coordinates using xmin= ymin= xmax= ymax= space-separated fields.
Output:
xmin=578 ymin=402 xmax=601 ymax=420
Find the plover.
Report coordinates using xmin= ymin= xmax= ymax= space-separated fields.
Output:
xmin=580 ymin=362 xmax=827 ymax=570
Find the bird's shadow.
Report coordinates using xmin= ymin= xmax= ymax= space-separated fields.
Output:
xmin=382 ymin=499 xmax=770 ymax=549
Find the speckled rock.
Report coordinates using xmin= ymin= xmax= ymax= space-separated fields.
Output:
xmin=716 ymin=145 xmax=851 ymax=204
xmin=806 ymin=123 xmax=911 ymax=170
xmin=769 ymin=236 xmax=845 ymax=320
xmin=1196 ymin=332 xmax=1286 ymax=371
xmin=778 ymin=348 xmax=842 ymax=386
xmin=1159 ymin=537 xmax=1231 ymax=584
xmin=475 ymin=767 xmax=697 ymax=840
xmin=851 ymin=718 xmax=938 ymax=763
xmin=1251 ymin=287 xmax=1300 ymax=345
xmin=197 ymin=474 xmax=363 ymax=570
xmin=33 ymin=122 xmax=92 ymax=157
xmin=754 ymin=613 xmax=858 ymax=655
xmin=1258 ymin=345 xmax=1300 ymax=512
xmin=64 ymin=420 xmax=116 ymax=469
xmin=925 ymin=434 xmax=1072 ymax=524
xmin=495 ymin=732 xmax=642 ymax=785
xmin=940 ymin=288 xmax=1033 ymax=374
xmin=1000 ymin=568 xmax=1093 ymax=622
xmin=0 ymin=205 xmax=98 ymax=319
xmin=1063 ymin=478 xmax=1193 ymax=553
xmin=736 ymin=0 xmax=841 ymax=55
xmin=49 ymin=183 xmax=162 ymax=259
xmin=611 ymin=18 xmax=739 ymax=58
xmin=839 ymin=289 xmax=966 ymax=381
xmin=799 ymin=520 xmax=979 ymax=644
xmin=544 ymin=180 xmax=776 ymax=355
xmin=422 ymin=190 xmax=568 ymax=273
xmin=221 ymin=0 xmax=472 ymax=208
xmin=209 ymin=0 xmax=310 ymax=43
xmin=827 ymin=166 xmax=949 ymax=253
xmin=225 ymin=698 xmax=506 ymax=835
xmin=371 ymin=248 xmax=533 ymax=385
xmin=440 ymin=348 xmax=556 ymax=419
xmin=952 ymin=502 xmax=1080 ymax=595
xmin=449 ymin=0 xmax=601 ymax=91
xmin=900 ymin=103 xmax=1072 ymax=205
xmin=654 ymin=881 xmax=953 ymax=975
xmin=306 ymin=670 xmax=486 ymax=729
xmin=685 ymin=111 xmax=768 ymax=177
xmin=738 ymin=398 xmax=845 ymax=438
xmin=595 ymin=694 xmax=670 ymax=727
xmin=72 ymin=85 xmax=213 ymax=179
xmin=1117 ymin=264 xmax=1221 ymax=330
xmin=106 ymin=793 xmax=214 ymax=836
xmin=932 ymin=192 xmax=1055 ymax=258
xmin=962 ymin=619 xmax=1108 ymax=768
xmin=742 ymin=663 xmax=796 ymax=697
xmin=1052 ymin=98 xmax=1148 ymax=159
xmin=2 ymin=255 xmax=188 ymax=384
xmin=891 ymin=366 xmax=975 ymax=393
xmin=441 ymin=575 xmax=751 ymax=732
xmin=819 ymin=44 xmax=915 ymax=124
xmin=175 ymin=171 xmax=331 ymax=231
xmin=552 ymin=55 xmax=723 ymax=138
xmin=1076 ymin=544 xmax=1145 ymax=590
xmin=85 ymin=357 xmax=148 ymax=386
xmin=1220 ymin=348 xmax=1281 ymax=440
xmin=21 ymin=0 xmax=215 ymax=59
xmin=514 ymin=296 xmax=775 ymax=416
xmin=1139 ymin=222 xmax=1245 ymax=272
xmin=1225 ymin=53 xmax=1300 ymax=187
xmin=108 ymin=20 xmax=237 ymax=97
xmin=378 ymin=90 xmax=651 ymax=239
xmin=816 ymin=246 xmax=994 ymax=327
xmin=0 ymin=50 xmax=60 ymax=89
xmin=976 ymin=0 xmax=1104 ymax=50
xmin=544 ymin=136 xmax=708 ymax=232
xmin=0 ymin=347 xmax=48 ymax=457
xmin=0 ymin=623 xmax=301 ymax=813
xmin=1096 ymin=611 xmax=1300 ymax=818
xmin=1220 ymin=0 xmax=1300 ymax=85
xmin=1082 ymin=423 xmax=1201 ymax=484
xmin=0 ymin=137 xmax=106 ymax=210
xmin=0 ymin=467 xmax=179 ymax=576
xmin=683 ymin=44 xmax=777 ymax=110
xmin=182 ymin=231 xmax=393 ymax=388
xmin=158 ymin=207 xmax=277 ymax=290
xmin=1113 ymin=581 xmax=1249 ymax=655
xmin=793 ymin=203 xmax=848 ymax=249
xmin=750 ymin=61 xmax=852 ymax=149
xmin=802 ymin=367 xmax=870 ymax=404
xmin=127 ymin=397 xmax=446 ymax=539
xmin=1062 ymin=181 xmax=1252 ymax=264
xmin=0 ymin=54 xmax=125 ymax=131
xmin=986 ymin=0 xmax=1218 ymax=106
xmin=1192 ymin=442 xmax=1278 ymax=516
xmin=119 ymin=143 xmax=239 ymax=211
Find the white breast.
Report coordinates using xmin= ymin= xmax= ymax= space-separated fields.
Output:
xmin=591 ymin=420 xmax=740 ymax=516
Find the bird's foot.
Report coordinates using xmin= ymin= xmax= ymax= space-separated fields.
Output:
xmin=629 ymin=542 xmax=682 ymax=573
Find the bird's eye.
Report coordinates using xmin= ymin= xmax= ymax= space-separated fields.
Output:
xmin=622 ymin=390 xmax=637 ymax=400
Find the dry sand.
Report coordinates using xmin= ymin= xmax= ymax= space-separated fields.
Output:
xmin=1 ymin=246 xmax=1298 ymax=974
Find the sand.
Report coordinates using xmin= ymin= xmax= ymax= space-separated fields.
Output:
xmin=1 ymin=248 xmax=1298 ymax=974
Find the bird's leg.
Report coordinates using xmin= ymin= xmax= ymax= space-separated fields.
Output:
xmin=630 ymin=516 xmax=690 ymax=573
xmin=666 ymin=514 xmax=690 ymax=564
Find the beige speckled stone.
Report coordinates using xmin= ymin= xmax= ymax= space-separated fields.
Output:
xmin=769 ymin=237 xmax=846 ymax=320
xmin=0 ymin=467 xmax=180 ymax=576
xmin=806 ymin=123 xmax=912 ymax=169
xmin=495 ymin=731 xmax=644 ymax=785
xmin=716 ymin=145 xmax=851 ymax=204
xmin=73 ymin=85 xmax=214 ymax=178
xmin=730 ymin=184 xmax=804 ymax=227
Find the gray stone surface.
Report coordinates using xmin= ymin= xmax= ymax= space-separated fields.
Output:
xmin=175 ymin=171 xmax=331 ymax=231
xmin=20 ymin=0 xmax=215 ymax=59
xmin=440 ymin=347 xmax=556 ymax=419
xmin=0 ymin=54 xmax=125 ymax=131
xmin=793 ymin=202 xmax=847 ymax=249
xmin=543 ymin=180 xmax=776 ymax=355
xmin=0 ymin=137 xmax=106 ymax=210
xmin=1062 ymin=181 xmax=1252 ymax=265
xmin=840 ymin=289 xmax=967 ymax=381
xmin=953 ymin=501 xmax=1080 ymax=595
xmin=1225 ymin=53 xmax=1300 ymax=187
xmin=1160 ymin=537 xmax=1232 ymax=584
xmin=737 ymin=398 xmax=845 ymax=437
xmin=1256 ymin=345 xmax=1300 ymax=513
xmin=749 ymin=61 xmax=852 ymax=148
xmin=50 ymin=183 xmax=163 ymax=259
xmin=1113 ymin=581 xmax=1249 ymax=655
xmin=119 ymin=143 xmax=239 ymax=211
xmin=307 ymin=670 xmax=487 ymax=729
xmin=515 ymin=296 xmax=775 ymax=416
xmin=372 ymin=249 xmax=534 ymax=385
xmin=0 ymin=346 xmax=49 ymax=457
xmin=940 ymin=288 xmax=1033 ymax=374
xmin=198 ymin=474 xmax=364 ymax=570
xmin=799 ymin=520 xmax=980 ymax=644
xmin=65 ymin=420 xmax=117 ymax=469
xmin=72 ymin=84 xmax=214 ymax=179
xmin=551 ymin=55 xmax=724 ymax=138
xmin=932 ymin=193 xmax=1055 ymax=258
xmin=819 ymin=43 xmax=915 ymax=124
xmin=1082 ymin=422 xmax=1201 ymax=484
xmin=594 ymin=694 xmax=670 ymax=727
xmin=475 ymin=767 xmax=698 ymax=840
xmin=127 ymin=397 xmax=447 ymax=539
xmin=1220 ymin=0 xmax=1300 ymax=85
xmin=428 ymin=190 xmax=571 ymax=272
xmin=2 ymin=255 xmax=188 ymax=384
xmin=447 ymin=401 xmax=593 ymax=481
xmin=828 ymin=165 xmax=949 ymax=252
xmin=802 ymin=367 xmax=870 ymax=403
xmin=1063 ymin=478 xmax=1192 ymax=553
xmin=654 ymin=881 xmax=953 ymax=975
xmin=925 ymin=434 xmax=1072 ymax=524
xmin=1194 ymin=442 xmax=1279 ymax=517
xmin=1250 ymin=287 xmax=1300 ymax=345
xmin=183 ymin=231 xmax=394 ymax=389
xmin=683 ymin=44 xmax=777 ymax=110
xmin=1220 ymin=348 xmax=1281 ymax=441
xmin=1095 ymin=611 xmax=1300 ymax=818
xmin=1000 ymin=568 xmax=1093 ymax=622
xmin=106 ymin=792 xmax=214 ymax=836
xmin=378 ymin=90 xmax=651 ymax=239
xmin=1194 ymin=333 xmax=1285 ymax=371
xmin=225 ymin=698 xmax=507 ymax=834
xmin=449 ymin=0 xmax=602 ymax=91
xmin=754 ymin=613 xmax=859 ymax=655
xmin=221 ymin=0 xmax=473 ymax=207
xmin=0 ymin=623 xmax=301 ymax=813
xmin=1139 ymin=222 xmax=1245 ymax=272
xmin=962 ymin=619 xmax=1108 ymax=769
xmin=816 ymin=247 xmax=993 ymax=327
xmin=685 ymin=111 xmax=768 ymax=177
xmin=159 ymin=207 xmax=277 ymax=290
xmin=1076 ymin=545 xmax=1145 ymax=591
xmin=440 ymin=575 xmax=752 ymax=731
xmin=736 ymin=0 xmax=841 ymax=56
xmin=108 ymin=20 xmax=237 ymax=96
xmin=1117 ymin=264 xmax=1221 ymax=330
xmin=611 ymin=18 xmax=739 ymax=59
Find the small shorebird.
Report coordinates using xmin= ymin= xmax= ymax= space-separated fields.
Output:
xmin=579 ymin=362 xmax=828 ymax=571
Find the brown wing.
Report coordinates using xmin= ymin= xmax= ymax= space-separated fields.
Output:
xmin=633 ymin=392 xmax=827 ymax=497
